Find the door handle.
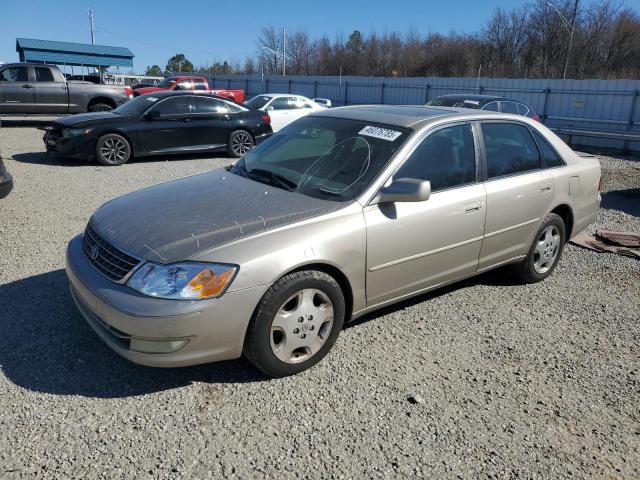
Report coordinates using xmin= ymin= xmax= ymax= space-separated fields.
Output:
xmin=540 ymin=185 xmax=552 ymax=192
xmin=181 ymin=118 xmax=191 ymax=123
xmin=223 ymin=114 xmax=231 ymax=121
xmin=22 ymin=84 xmax=33 ymax=89
xmin=464 ymin=203 xmax=483 ymax=212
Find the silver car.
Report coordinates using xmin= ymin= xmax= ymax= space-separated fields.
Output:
xmin=66 ymin=105 xmax=601 ymax=377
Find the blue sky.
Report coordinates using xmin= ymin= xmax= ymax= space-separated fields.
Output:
xmin=0 ymin=0 xmax=611 ymax=73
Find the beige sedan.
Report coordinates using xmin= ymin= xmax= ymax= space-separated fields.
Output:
xmin=66 ymin=106 xmax=601 ymax=377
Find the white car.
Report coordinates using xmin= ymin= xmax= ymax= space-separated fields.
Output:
xmin=245 ymin=94 xmax=326 ymax=131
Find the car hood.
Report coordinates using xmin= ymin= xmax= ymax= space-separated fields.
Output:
xmin=55 ymin=112 xmax=126 ymax=127
xmin=90 ymin=169 xmax=343 ymax=264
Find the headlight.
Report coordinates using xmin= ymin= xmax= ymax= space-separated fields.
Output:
xmin=128 ymin=262 xmax=238 ymax=300
xmin=62 ymin=127 xmax=93 ymax=137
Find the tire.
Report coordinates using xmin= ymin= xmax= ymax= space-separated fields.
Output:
xmin=88 ymin=102 xmax=114 ymax=112
xmin=512 ymin=213 xmax=566 ymax=283
xmin=227 ymin=130 xmax=254 ymax=158
xmin=95 ymin=133 xmax=131 ymax=166
xmin=244 ymin=270 xmax=346 ymax=378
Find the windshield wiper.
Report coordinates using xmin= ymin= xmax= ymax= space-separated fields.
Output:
xmin=245 ymin=168 xmax=297 ymax=192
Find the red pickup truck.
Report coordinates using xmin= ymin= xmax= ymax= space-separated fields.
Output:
xmin=133 ymin=76 xmax=245 ymax=103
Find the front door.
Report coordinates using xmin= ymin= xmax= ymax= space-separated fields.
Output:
xmin=365 ymin=123 xmax=486 ymax=307
xmin=266 ymin=96 xmax=298 ymax=131
xmin=477 ymin=122 xmax=555 ymax=269
xmin=0 ymin=65 xmax=35 ymax=113
xmin=136 ymin=96 xmax=199 ymax=154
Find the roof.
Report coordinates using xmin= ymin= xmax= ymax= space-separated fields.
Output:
xmin=15 ymin=38 xmax=134 ymax=68
xmin=434 ymin=94 xmax=507 ymax=102
xmin=259 ymin=93 xmax=311 ymax=99
xmin=313 ymin=104 xmax=475 ymax=128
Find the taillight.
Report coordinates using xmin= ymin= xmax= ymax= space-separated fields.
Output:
xmin=261 ymin=114 xmax=271 ymax=124
xmin=532 ymin=114 xmax=541 ymax=122
xmin=124 ymin=86 xmax=133 ymax=97
xmin=598 ymin=176 xmax=603 ymax=192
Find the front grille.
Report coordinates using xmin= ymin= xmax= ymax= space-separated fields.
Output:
xmin=82 ymin=223 xmax=140 ymax=281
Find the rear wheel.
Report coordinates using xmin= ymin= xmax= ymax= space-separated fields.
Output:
xmin=512 ymin=213 xmax=566 ymax=283
xmin=88 ymin=102 xmax=114 ymax=112
xmin=227 ymin=130 xmax=254 ymax=158
xmin=95 ymin=133 xmax=131 ymax=166
xmin=244 ymin=270 xmax=345 ymax=377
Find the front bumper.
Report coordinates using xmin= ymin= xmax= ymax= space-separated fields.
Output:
xmin=44 ymin=129 xmax=96 ymax=160
xmin=65 ymin=234 xmax=268 ymax=367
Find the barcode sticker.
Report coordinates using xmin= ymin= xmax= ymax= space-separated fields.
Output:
xmin=359 ymin=126 xmax=402 ymax=141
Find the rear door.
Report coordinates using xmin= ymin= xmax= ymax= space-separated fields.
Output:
xmin=190 ymin=96 xmax=236 ymax=149
xmin=32 ymin=66 xmax=68 ymax=113
xmin=478 ymin=121 xmax=554 ymax=270
xmin=0 ymin=65 xmax=35 ymax=113
xmin=365 ymin=122 xmax=486 ymax=306
xmin=136 ymin=96 xmax=199 ymax=154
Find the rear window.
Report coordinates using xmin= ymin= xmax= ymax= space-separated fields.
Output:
xmin=35 ymin=67 xmax=55 ymax=82
xmin=482 ymin=123 xmax=540 ymax=179
xmin=500 ymin=102 xmax=519 ymax=114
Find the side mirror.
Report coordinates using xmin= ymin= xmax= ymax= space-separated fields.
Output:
xmin=373 ymin=178 xmax=431 ymax=205
xmin=144 ymin=110 xmax=161 ymax=120
xmin=266 ymin=106 xmax=274 ymax=111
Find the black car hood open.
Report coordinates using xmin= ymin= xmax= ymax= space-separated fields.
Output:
xmin=55 ymin=112 xmax=128 ymax=127
xmin=90 ymin=169 xmax=342 ymax=264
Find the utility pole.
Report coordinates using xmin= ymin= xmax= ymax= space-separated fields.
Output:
xmin=88 ymin=9 xmax=96 ymax=45
xmin=282 ymin=27 xmax=286 ymax=76
xmin=563 ymin=0 xmax=579 ymax=80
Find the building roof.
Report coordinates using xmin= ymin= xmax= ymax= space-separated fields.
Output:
xmin=16 ymin=38 xmax=134 ymax=68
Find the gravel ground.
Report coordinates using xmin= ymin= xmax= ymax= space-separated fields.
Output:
xmin=0 ymin=126 xmax=638 ymax=479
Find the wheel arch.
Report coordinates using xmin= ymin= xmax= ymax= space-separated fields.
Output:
xmin=88 ymin=96 xmax=117 ymax=110
xmin=281 ymin=262 xmax=354 ymax=322
xmin=550 ymin=203 xmax=574 ymax=240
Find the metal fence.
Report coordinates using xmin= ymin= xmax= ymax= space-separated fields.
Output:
xmin=176 ymin=72 xmax=640 ymax=153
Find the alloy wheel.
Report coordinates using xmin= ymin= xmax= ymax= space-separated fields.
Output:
xmin=100 ymin=137 xmax=127 ymax=164
xmin=232 ymin=132 xmax=253 ymax=156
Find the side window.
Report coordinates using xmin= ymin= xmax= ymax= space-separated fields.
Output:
xmin=193 ymin=96 xmax=231 ymax=114
xmin=34 ymin=67 xmax=55 ymax=82
xmin=482 ymin=101 xmax=499 ymax=112
xmin=516 ymin=103 xmax=530 ymax=116
xmin=394 ymin=124 xmax=477 ymax=192
xmin=151 ymin=96 xmax=194 ymax=116
xmin=194 ymin=80 xmax=207 ymax=91
xmin=500 ymin=101 xmax=519 ymax=114
xmin=288 ymin=98 xmax=306 ymax=109
xmin=269 ymin=97 xmax=293 ymax=110
xmin=482 ymin=123 xmax=541 ymax=179
xmin=0 ymin=67 xmax=29 ymax=82
xmin=532 ymin=130 xmax=565 ymax=168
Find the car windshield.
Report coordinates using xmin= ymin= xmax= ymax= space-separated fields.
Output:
xmin=156 ymin=78 xmax=176 ymax=88
xmin=246 ymin=95 xmax=272 ymax=109
xmin=230 ymin=116 xmax=412 ymax=201
xmin=427 ymin=97 xmax=482 ymax=109
xmin=113 ymin=95 xmax=160 ymax=115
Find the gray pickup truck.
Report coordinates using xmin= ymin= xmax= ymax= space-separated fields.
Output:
xmin=0 ymin=63 xmax=132 ymax=114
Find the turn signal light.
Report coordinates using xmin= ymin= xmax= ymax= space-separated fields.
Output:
xmin=187 ymin=268 xmax=235 ymax=298
xmin=598 ymin=176 xmax=603 ymax=192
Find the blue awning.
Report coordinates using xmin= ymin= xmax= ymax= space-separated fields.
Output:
xmin=16 ymin=38 xmax=134 ymax=68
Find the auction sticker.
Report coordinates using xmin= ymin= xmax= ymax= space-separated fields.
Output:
xmin=359 ymin=125 xmax=402 ymax=141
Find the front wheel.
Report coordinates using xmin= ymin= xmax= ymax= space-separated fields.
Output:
xmin=243 ymin=270 xmax=345 ymax=377
xmin=512 ymin=213 xmax=566 ymax=283
xmin=89 ymin=103 xmax=114 ymax=112
xmin=95 ymin=133 xmax=131 ymax=166
xmin=227 ymin=130 xmax=254 ymax=158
